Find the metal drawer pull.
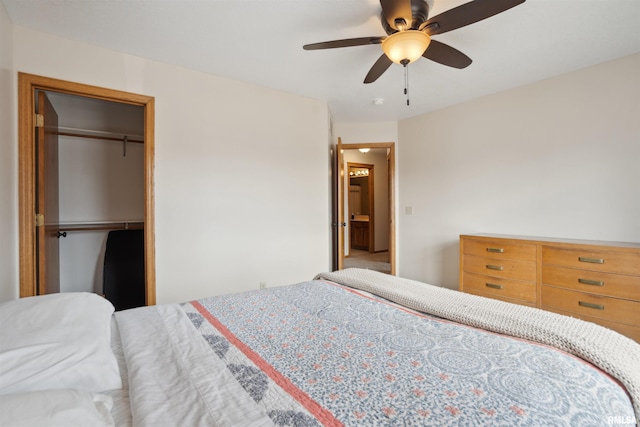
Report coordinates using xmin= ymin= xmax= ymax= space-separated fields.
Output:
xmin=578 ymin=256 xmax=604 ymax=264
xmin=578 ymin=301 xmax=604 ymax=310
xmin=578 ymin=278 xmax=604 ymax=286
xmin=486 ymin=247 xmax=504 ymax=253
xmin=485 ymin=283 xmax=503 ymax=290
xmin=486 ymin=264 xmax=504 ymax=271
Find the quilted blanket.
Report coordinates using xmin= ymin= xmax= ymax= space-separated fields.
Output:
xmin=317 ymin=268 xmax=640 ymax=423
xmin=116 ymin=269 xmax=637 ymax=426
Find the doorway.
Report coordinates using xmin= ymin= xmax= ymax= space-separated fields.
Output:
xmin=18 ymin=73 xmax=156 ymax=305
xmin=334 ymin=140 xmax=396 ymax=275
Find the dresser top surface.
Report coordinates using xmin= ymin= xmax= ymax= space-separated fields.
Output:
xmin=461 ymin=233 xmax=640 ymax=250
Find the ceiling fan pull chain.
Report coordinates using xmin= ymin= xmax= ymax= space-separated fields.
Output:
xmin=404 ymin=62 xmax=410 ymax=106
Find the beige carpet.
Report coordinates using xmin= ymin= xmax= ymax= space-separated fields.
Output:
xmin=343 ymin=250 xmax=391 ymax=274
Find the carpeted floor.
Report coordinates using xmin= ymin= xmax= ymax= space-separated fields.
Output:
xmin=344 ymin=250 xmax=391 ymax=274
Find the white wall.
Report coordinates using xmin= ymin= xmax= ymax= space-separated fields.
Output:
xmin=334 ymin=121 xmax=397 ymax=145
xmin=5 ymin=25 xmax=330 ymax=303
xmin=0 ymin=2 xmax=17 ymax=301
xmin=398 ymin=53 xmax=640 ymax=289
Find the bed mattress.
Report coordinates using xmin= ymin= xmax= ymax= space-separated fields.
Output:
xmin=113 ymin=273 xmax=638 ymax=426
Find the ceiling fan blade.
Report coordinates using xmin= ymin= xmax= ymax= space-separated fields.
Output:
xmin=380 ymin=0 xmax=413 ymax=30
xmin=303 ymin=37 xmax=384 ymax=50
xmin=422 ymin=40 xmax=472 ymax=69
xmin=364 ymin=54 xmax=393 ymax=84
xmin=421 ymin=0 xmax=525 ymax=35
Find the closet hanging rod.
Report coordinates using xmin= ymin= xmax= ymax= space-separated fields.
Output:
xmin=58 ymin=221 xmax=144 ymax=233
xmin=57 ymin=126 xmax=144 ymax=140
xmin=56 ymin=131 xmax=144 ymax=144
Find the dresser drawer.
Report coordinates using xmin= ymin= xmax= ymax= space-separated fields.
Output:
xmin=463 ymin=254 xmax=536 ymax=282
xmin=462 ymin=272 xmax=536 ymax=303
xmin=542 ymin=265 xmax=640 ymax=300
xmin=463 ymin=239 xmax=536 ymax=261
xmin=542 ymin=285 xmax=640 ymax=326
xmin=542 ymin=246 xmax=640 ymax=276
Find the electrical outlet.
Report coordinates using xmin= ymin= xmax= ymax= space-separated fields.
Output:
xmin=405 ymin=206 xmax=413 ymax=215
xmin=259 ymin=282 xmax=267 ymax=290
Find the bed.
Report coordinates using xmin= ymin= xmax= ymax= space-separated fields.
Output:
xmin=1 ymin=268 xmax=638 ymax=426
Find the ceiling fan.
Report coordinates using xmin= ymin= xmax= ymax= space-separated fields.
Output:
xmin=303 ymin=0 xmax=526 ymax=84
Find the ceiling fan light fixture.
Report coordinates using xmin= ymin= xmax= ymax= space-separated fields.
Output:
xmin=381 ymin=30 xmax=431 ymax=64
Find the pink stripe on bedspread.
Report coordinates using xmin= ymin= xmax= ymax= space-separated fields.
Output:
xmin=192 ymin=300 xmax=344 ymax=427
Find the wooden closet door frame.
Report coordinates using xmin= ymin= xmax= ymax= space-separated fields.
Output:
xmin=18 ymin=73 xmax=156 ymax=305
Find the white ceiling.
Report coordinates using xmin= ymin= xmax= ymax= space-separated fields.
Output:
xmin=4 ymin=0 xmax=639 ymax=122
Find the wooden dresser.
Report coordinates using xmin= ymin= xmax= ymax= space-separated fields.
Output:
xmin=459 ymin=234 xmax=640 ymax=342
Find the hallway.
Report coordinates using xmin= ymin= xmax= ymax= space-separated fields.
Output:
xmin=344 ymin=250 xmax=390 ymax=274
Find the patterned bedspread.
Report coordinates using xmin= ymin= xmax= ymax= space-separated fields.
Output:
xmin=160 ymin=280 xmax=635 ymax=426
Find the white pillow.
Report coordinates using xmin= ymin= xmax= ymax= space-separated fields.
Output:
xmin=0 ymin=292 xmax=122 ymax=395
xmin=0 ymin=389 xmax=114 ymax=427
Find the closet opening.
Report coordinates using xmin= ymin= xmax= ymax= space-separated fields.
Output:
xmin=18 ymin=73 xmax=156 ymax=308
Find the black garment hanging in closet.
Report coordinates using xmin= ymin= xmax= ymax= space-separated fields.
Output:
xmin=103 ymin=229 xmax=145 ymax=311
